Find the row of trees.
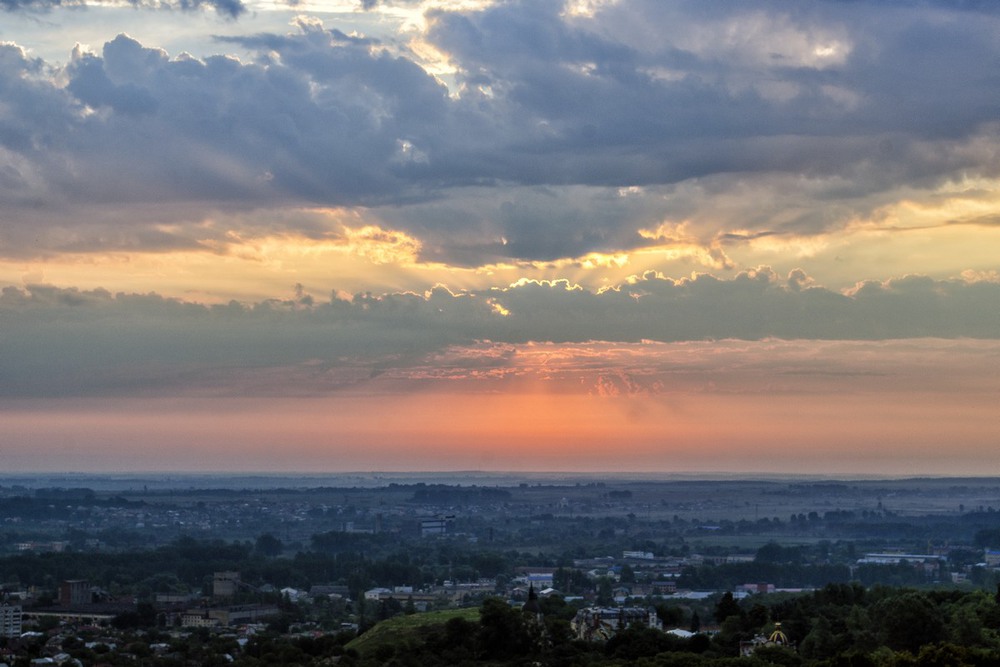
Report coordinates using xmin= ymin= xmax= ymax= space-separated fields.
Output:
xmin=6 ymin=533 xmax=1000 ymax=609
xmin=348 ymin=584 xmax=1000 ymax=666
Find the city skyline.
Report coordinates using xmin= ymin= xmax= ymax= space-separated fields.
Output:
xmin=1 ymin=1 xmax=998 ymax=474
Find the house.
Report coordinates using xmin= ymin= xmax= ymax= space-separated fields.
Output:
xmin=364 ymin=588 xmax=392 ymax=601
xmin=571 ymin=606 xmax=663 ymax=641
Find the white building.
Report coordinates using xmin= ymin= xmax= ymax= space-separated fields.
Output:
xmin=364 ymin=588 xmax=392 ymax=601
xmin=0 ymin=603 xmax=22 ymax=638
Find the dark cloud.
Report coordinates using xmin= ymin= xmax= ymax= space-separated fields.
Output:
xmin=1 ymin=1 xmax=999 ymax=263
xmin=2 ymin=271 xmax=998 ymax=397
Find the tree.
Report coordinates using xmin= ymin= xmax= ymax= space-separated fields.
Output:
xmin=873 ymin=591 xmax=945 ymax=654
xmin=606 ymin=626 xmax=678 ymax=661
xmin=746 ymin=603 xmax=769 ymax=632
xmin=690 ymin=611 xmax=701 ymax=633
xmin=753 ymin=644 xmax=803 ymax=666
xmin=714 ymin=591 xmax=742 ymax=624
xmin=112 ymin=602 xmax=157 ymax=629
xmin=756 ymin=542 xmax=802 ymax=564
xmin=478 ymin=597 xmax=534 ymax=660
xmin=656 ymin=603 xmax=684 ymax=627
xmin=255 ymin=533 xmax=283 ymax=558
xmin=948 ymin=604 xmax=984 ymax=647
xmin=799 ymin=616 xmax=836 ymax=660
xmin=378 ymin=597 xmax=403 ymax=620
xmin=423 ymin=616 xmax=478 ymax=663
xmin=597 ymin=577 xmax=614 ymax=605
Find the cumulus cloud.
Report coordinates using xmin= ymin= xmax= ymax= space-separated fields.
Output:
xmin=2 ymin=270 xmax=999 ymax=397
xmin=0 ymin=2 xmax=999 ymax=265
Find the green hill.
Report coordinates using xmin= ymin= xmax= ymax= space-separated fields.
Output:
xmin=346 ymin=608 xmax=481 ymax=657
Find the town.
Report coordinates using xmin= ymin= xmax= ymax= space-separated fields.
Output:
xmin=3 ymin=474 xmax=1000 ymax=665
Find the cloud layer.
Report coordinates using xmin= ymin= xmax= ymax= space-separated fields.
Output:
xmin=3 ymin=269 xmax=998 ymax=397
xmin=1 ymin=1 xmax=999 ymax=268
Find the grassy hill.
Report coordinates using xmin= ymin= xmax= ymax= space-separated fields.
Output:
xmin=346 ymin=607 xmax=481 ymax=657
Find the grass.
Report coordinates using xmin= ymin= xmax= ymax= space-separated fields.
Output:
xmin=346 ymin=607 xmax=481 ymax=656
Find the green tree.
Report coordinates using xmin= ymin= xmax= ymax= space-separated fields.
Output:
xmin=254 ymin=533 xmax=283 ymax=558
xmin=597 ymin=576 xmax=614 ymax=605
xmin=714 ymin=591 xmax=742 ymax=624
xmin=746 ymin=603 xmax=769 ymax=632
xmin=948 ymin=604 xmax=984 ymax=647
xmin=873 ymin=591 xmax=945 ymax=654
xmin=800 ymin=615 xmax=836 ymax=660
xmin=690 ymin=610 xmax=701 ymax=633
xmin=478 ymin=597 xmax=534 ymax=660
xmin=656 ymin=603 xmax=685 ymax=628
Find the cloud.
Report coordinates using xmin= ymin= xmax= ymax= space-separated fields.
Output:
xmin=1 ymin=0 xmax=246 ymax=17
xmin=0 ymin=2 xmax=999 ymax=266
xmin=2 ymin=270 xmax=998 ymax=398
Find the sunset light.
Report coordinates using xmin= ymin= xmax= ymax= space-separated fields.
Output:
xmin=1 ymin=1 xmax=999 ymax=475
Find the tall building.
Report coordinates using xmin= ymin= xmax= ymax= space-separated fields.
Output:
xmin=0 ymin=603 xmax=22 ymax=638
xmin=59 ymin=580 xmax=91 ymax=607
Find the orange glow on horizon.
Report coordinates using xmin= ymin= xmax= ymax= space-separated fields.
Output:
xmin=2 ymin=376 xmax=997 ymax=475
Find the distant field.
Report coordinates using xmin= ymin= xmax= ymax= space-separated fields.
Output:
xmin=684 ymin=535 xmax=834 ymax=551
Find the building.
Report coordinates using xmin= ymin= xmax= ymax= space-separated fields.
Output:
xmin=15 ymin=541 xmax=68 ymax=553
xmin=0 ymin=604 xmax=22 ymax=638
xmin=213 ymin=571 xmax=240 ymax=599
xmin=858 ymin=553 xmax=943 ymax=564
xmin=739 ymin=583 xmax=776 ymax=594
xmin=651 ymin=580 xmax=677 ymax=595
xmin=59 ymin=580 xmax=91 ymax=607
xmin=571 ymin=606 xmax=663 ymax=641
xmin=309 ymin=584 xmax=350 ymax=599
xmin=857 ymin=553 xmax=944 ymax=577
xmin=181 ymin=611 xmax=221 ymax=628
xmin=522 ymin=573 xmax=555 ymax=589
xmin=740 ymin=622 xmax=793 ymax=656
xmin=22 ymin=609 xmax=116 ymax=626
xmin=182 ymin=604 xmax=280 ymax=628
xmin=419 ymin=516 xmax=455 ymax=536
xmin=364 ymin=587 xmax=393 ymax=601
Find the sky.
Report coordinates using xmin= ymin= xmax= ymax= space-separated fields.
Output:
xmin=1 ymin=0 xmax=999 ymax=475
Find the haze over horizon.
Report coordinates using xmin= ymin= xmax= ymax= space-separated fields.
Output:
xmin=1 ymin=1 xmax=998 ymax=475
